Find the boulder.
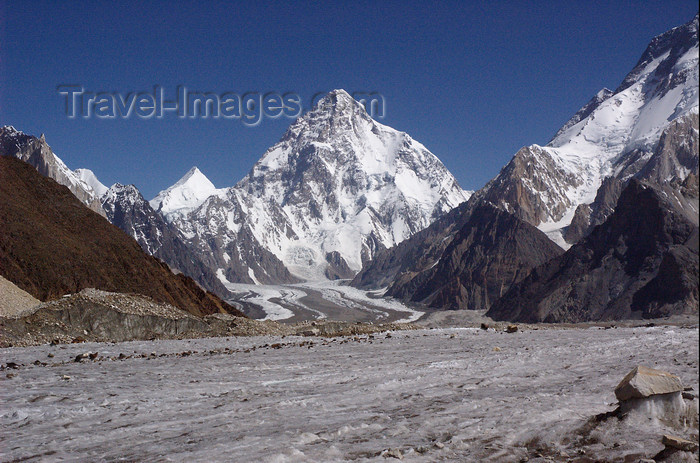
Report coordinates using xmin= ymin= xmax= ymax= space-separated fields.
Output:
xmin=381 ymin=448 xmax=403 ymax=459
xmin=662 ymin=435 xmax=699 ymax=452
xmin=614 ymin=366 xmax=683 ymax=401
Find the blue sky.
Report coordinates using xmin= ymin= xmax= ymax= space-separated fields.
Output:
xmin=1 ymin=1 xmax=697 ymax=198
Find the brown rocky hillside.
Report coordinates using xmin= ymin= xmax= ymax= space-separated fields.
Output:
xmin=0 ymin=156 xmax=244 ymax=318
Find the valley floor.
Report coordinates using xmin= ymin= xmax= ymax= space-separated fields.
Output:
xmin=1 ymin=326 xmax=698 ymax=462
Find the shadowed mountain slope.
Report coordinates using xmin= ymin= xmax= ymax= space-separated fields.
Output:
xmin=487 ymin=179 xmax=699 ymax=322
xmin=0 ymin=156 xmax=244 ymax=318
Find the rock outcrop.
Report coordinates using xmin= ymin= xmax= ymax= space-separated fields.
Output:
xmin=578 ymin=364 xmax=699 ymax=462
xmin=487 ymin=180 xmax=699 ymax=322
xmin=565 ymin=113 xmax=699 ymax=243
xmin=384 ymin=202 xmax=564 ymax=310
xmin=351 ymin=200 xmax=475 ymax=291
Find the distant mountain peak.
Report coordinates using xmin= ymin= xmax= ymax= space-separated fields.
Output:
xmin=177 ymin=166 xmax=209 ymax=185
xmin=146 ymin=87 xmax=472 ymax=282
xmin=279 ymin=89 xmax=376 ymax=143
xmin=149 ymin=166 xmax=218 ymax=221
xmin=1 ymin=125 xmax=20 ymax=134
xmin=317 ymin=89 xmax=356 ymax=108
xmin=316 ymin=88 xmax=367 ymax=114
xmin=105 ymin=183 xmax=141 ymax=200
xmin=616 ymin=13 xmax=698 ymax=94
xmin=482 ymin=14 xmax=699 ymax=245
xmin=220 ymin=86 xmax=472 ymax=277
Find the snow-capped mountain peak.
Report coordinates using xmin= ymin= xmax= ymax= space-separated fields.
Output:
xmin=481 ymin=14 xmax=698 ymax=247
xmin=159 ymin=89 xmax=472 ymax=282
xmin=228 ymin=88 xmax=472 ymax=277
xmin=104 ymin=183 xmax=142 ymax=205
xmin=551 ymin=13 xmax=697 ymax=154
xmin=242 ymin=89 xmax=470 ymax=210
xmin=75 ymin=168 xmax=108 ymax=197
xmin=616 ymin=13 xmax=699 ymax=94
xmin=174 ymin=166 xmax=213 ymax=188
xmin=149 ymin=166 xmax=220 ymax=221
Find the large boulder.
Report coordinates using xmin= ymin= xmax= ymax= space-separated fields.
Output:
xmin=662 ymin=434 xmax=699 ymax=452
xmin=615 ymin=366 xmax=684 ymax=401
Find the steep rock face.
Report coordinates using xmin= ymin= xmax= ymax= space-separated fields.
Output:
xmin=163 ymin=89 xmax=471 ymax=282
xmin=564 ymin=177 xmax=625 ymax=244
xmin=565 ymin=112 xmax=699 ymax=243
xmin=385 ymin=203 xmax=564 ymax=310
xmin=632 ymin=240 xmax=698 ymax=318
xmin=634 ymin=112 xmax=699 ymax=184
xmin=324 ymin=251 xmax=355 ymax=280
xmin=0 ymin=126 xmax=106 ymax=216
xmin=481 ymin=145 xmax=582 ymax=228
xmin=101 ymin=183 xmax=233 ymax=298
xmin=487 ymin=180 xmax=699 ymax=323
xmin=168 ymin=188 xmax=300 ymax=285
xmin=482 ymin=15 xmax=698 ymax=245
xmin=0 ymin=156 xmax=243 ymax=318
xmin=353 ymin=15 xmax=699 ymax=303
xmin=351 ymin=199 xmax=475 ymax=290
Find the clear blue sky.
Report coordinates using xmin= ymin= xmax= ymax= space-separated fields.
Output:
xmin=1 ymin=1 xmax=697 ymax=198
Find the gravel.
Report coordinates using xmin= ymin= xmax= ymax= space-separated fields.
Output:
xmin=0 ymin=275 xmax=39 ymax=318
xmin=39 ymin=288 xmax=197 ymax=319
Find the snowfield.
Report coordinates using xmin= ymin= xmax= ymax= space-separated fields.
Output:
xmin=1 ymin=326 xmax=697 ymax=462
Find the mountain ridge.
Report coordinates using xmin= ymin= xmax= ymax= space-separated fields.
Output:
xmin=0 ymin=155 xmax=243 ymax=318
xmin=351 ymin=14 xmax=699 ymax=322
xmin=486 ymin=179 xmax=699 ymax=322
xmin=159 ymin=89 xmax=472 ymax=284
xmin=0 ymin=126 xmax=107 ymax=216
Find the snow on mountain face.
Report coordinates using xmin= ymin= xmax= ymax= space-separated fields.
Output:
xmin=235 ymin=89 xmax=472 ymax=275
xmin=550 ymin=88 xmax=614 ymax=141
xmin=483 ymin=14 xmax=699 ymax=247
xmin=549 ymin=18 xmax=698 ymax=156
xmin=75 ymin=168 xmax=108 ymax=197
xmin=102 ymin=183 xmax=159 ymax=252
xmin=101 ymin=182 xmax=233 ymax=298
xmin=149 ymin=167 xmax=220 ymax=221
xmin=167 ymin=90 xmax=472 ymax=282
xmin=0 ymin=126 xmax=106 ymax=216
xmin=170 ymin=188 xmax=299 ymax=285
